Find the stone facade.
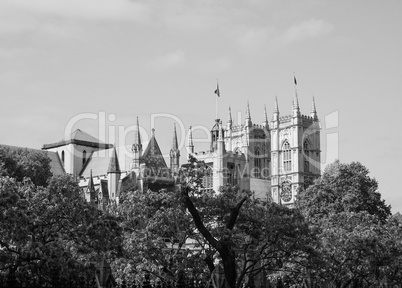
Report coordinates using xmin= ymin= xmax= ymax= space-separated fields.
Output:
xmin=41 ymin=91 xmax=321 ymax=207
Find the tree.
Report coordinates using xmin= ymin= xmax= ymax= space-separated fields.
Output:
xmin=0 ymin=146 xmax=52 ymax=187
xmin=179 ymin=157 xmax=314 ymax=288
xmin=296 ymin=161 xmax=400 ymax=287
xmin=297 ymin=160 xmax=391 ymax=223
xmin=0 ymin=174 xmax=122 ymax=287
xmin=110 ymin=188 xmax=210 ymax=287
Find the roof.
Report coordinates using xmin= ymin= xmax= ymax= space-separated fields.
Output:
xmin=107 ymin=146 xmax=121 ymax=173
xmin=0 ymin=144 xmax=65 ymax=176
xmin=211 ymin=119 xmax=220 ymax=132
xmin=42 ymin=129 xmax=113 ymax=150
xmin=80 ymin=148 xmax=115 ymax=178
xmin=141 ymin=131 xmax=168 ymax=170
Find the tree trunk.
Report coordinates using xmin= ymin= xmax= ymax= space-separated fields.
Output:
xmin=182 ymin=186 xmax=248 ymax=288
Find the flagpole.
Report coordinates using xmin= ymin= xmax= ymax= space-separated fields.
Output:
xmin=214 ymin=79 xmax=219 ymax=120
xmin=216 ymin=93 xmax=218 ymax=119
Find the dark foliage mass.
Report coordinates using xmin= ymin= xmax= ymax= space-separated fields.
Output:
xmin=297 ymin=161 xmax=402 ymax=287
xmin=0 ymin=146 xmax=52 ymax=187
xmin=1 ymin=145 xmax=401 ymax=288
xmin=0 ymin=147 xmax=122 ymax=287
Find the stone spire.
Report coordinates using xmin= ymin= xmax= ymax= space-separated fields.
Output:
xmin=88 ymin=169 xmax=95 ymax=191
xmin=263 ymin=105 xmax=269 ymax=128
xmin=132 ymin=117 xmax=142 ymax=153
xmin=170 ymin=124 xmax=180 ymax=174
xmin=311 ymin=96 xmax=318 ymax=120
xmin=245 ymin=101 xmax=252 ymax=126
xmin=273 ymin=96 xmax=280 ymax=120
xmin=131 ymin=117 xmax=142 ymax=173
xmin=171 ymin=123 xmax=179 ymax=151
xmin=187 ymin=125 xmax=194 ymax=154
xmin=86 ymin=169 xmax=96 ymax=206
xmin=293 ymin=92 xmax=300 ymax=115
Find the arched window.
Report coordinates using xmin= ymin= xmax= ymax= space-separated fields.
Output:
xmin=227 ymin=163 xmax=237 ymax=186
xmin=283 ymin=141 xmax=291 ymax=172
xmin=253 ymin=147 xmax=261 ymax=178
xmin=61 ymin=150 xmax=65 ymax=166
xmin=202 ymin=166 xmax=213 ymax=190
xmin=303 ymin=141 xmax=310 ymax=172
xmin=82 ymin=150 xmax=87 ymax=165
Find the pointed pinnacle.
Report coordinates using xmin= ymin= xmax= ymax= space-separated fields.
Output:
xmin=246 ymin=101 xmax=251 ymax=119
xmin=293 ymin=92 xmax=300 ymax=111
xmin=135 ymin=117 xmax=142 ymax=146
xmin=274 ymin=96 xmax=279 ymax=114
xmin=264 ymin=105 xmax=268 ymax=122
xmin=172 ymin=123 xmax=179 ymax=150
xmin=187 ymin=125 xmax=194 ymax=147
xmin=108 ymin=145 xmax=121 ymax=173
xmin=311 ymin=96 xmax=317 ymax=114
xmin=228 ymin=106 xmax=232 ymax=123
xmin=88 ymin=169 xmax=95 ymax=191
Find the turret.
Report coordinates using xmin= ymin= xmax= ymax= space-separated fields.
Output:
xmin=186 ymin=125 xmax=194 ymax=154
xmin=226 ymin=107 xmax=233 ymax=151
xmin=107 ymin=145 xmax=121 ymax=202
xmin=169 ymin=123 xmax=180 ymax=174
xmin=217 ymin=120 xmax=225 ymax=154
xmin=210 ymin=119 xmax=220 ymax=152
xmin=213 ymin=120 xmax=225 ymax=193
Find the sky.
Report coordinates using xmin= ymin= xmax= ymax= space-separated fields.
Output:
xmin=0 ymin=0 xmax=401 ymax=212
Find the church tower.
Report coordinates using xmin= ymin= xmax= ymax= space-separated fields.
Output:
xmin=169 ymin=124 xmax=180 ymax=175
xmin=212 ymin=119 xmax=225 ymax=193
xmin=270 ymin=91 xmax=321 ymax=206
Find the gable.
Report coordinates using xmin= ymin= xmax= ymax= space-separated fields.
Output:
xmin=141 ymin=135 xmax=168 ymax=171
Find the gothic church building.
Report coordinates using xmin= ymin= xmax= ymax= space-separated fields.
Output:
xmin=40 ymin=92 xmax=321 ymax=207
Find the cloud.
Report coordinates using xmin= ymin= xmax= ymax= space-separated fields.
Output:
xmin=282 ymin=19 xmax=333 ymax=43
xmin=0 ymin=0 xmax=151 ymax=37
xmin=0 ymin=0 xmax=150 ymax=22
xmin=234 ymin=26 xmax=277 ymax=54
xmin=146 ymin=50 xmax=186 ymax=71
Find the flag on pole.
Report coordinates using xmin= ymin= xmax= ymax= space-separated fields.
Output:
xmin=294 ymin=76 xmax=297 ymax=85
xmin=214 ymin=83 xmax=220 ymax=97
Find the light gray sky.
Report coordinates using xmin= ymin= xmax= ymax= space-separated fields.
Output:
xmin=1 ymin=0 xmax=401 ymax=212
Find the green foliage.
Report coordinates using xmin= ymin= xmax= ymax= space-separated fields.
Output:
xmin=110 ymin=189 xmax=209 ymax=287
xmin=0 ymin=174 xmax=121 ymax=287
xmin=296 ymin=161 xmax=402 ymax=287
xmin=179 ymin=157 xmax=314 ymax=288
xmin=297 ymin=160 xmax=391 ymax=222
xmin=0 ymin=146 xmax=52 ymax=187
